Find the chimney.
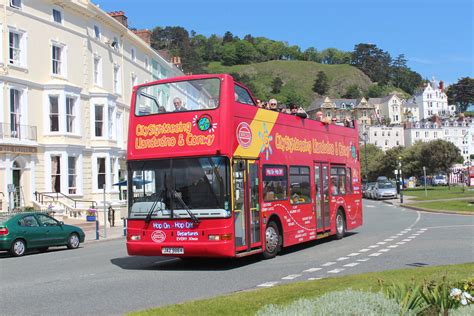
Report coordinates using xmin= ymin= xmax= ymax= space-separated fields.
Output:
xmin=439 ymin=80 xmax=444 ymax=92
xmin=108 ymin=11 xmax=128 ymax=28
xmin=133 ymin=29 xmax=152 ymax=46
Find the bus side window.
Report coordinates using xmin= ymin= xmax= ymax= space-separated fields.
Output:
xmin=262 ymin=165 xmax=287 ymax=201
xmin=234 ymin=84 xmax=255 ymax=106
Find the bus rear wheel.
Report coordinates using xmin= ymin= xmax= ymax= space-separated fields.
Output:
xmin=262 ymin=221 xmax=281 ymax=259
xmin=335 ymin=209 xmax=346 ymax=240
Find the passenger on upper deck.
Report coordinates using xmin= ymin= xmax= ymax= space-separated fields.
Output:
xmin=173 ymin=97 xmax=187 ymax=112
xmin=268 ymin=98 xmax=279 ymax=112
xmin=158 ymin=106 xmax=166 ymax=113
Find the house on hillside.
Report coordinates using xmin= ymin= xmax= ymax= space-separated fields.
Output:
xmin=368 ymin=94 xmax=404 ymax=125
xmin=412 ymin=78 xmax=455 ymax=119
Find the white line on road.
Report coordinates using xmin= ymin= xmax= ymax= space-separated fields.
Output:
xmin=327 ymin=268 xmax=345 ymax=274
xmin=308 ymin=277 xmax=323 ymax=281
xmin=407 ymin=236 xmax=417 ymax=239
xmin=376 ymin=242 xmax=386 ymax=245
xmin=379 ymin=248 xmax=391 ymax=252
xmin=343 ymin=262 xmax=360 ymax=267
xmin=384 ymin=239 xmax=394 ymax=242
xmin=337 ymin=257 xmax=350 ymax=261
xmin=347 ymin=253 xmax=360 ymax=256
xmin=258 ymin=282 xmax=279 ymax=287
xmin=359 ymin=249 xmax=370 ymax=252
xmin=321 ymin=262 xmax=336 ymax=267
xmin=304 ymin=268 xmax=322 ymax=273
xmin=389 ymin=236 xmax=399 ymax=239
xmin=357 ymin=258 xmax=370 ymax=262
xmin=402 ymin=239 xmax=412 ymax=242
xmin=282 ymin=274 xmax=301 ymax=280
xmin=396 ymin=242 xmax=406 ymax=245
xmin=369 ymin=252 xmax=382 ymax=257
xmin=368 ymin=245 xmax=379 ymax=248
xmin=366 ymin=205 xmax=375 ymax=208
xmin=388 ymin=245 xmax=399 ymax=248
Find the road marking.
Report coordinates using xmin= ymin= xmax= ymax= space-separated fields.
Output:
xmin=359 ymin=248 xmax=370 ymax=252
xmin=282 ymin=274 xmax=301 ymax=280
xmin=397 ymin=233 xmax=404 ymax=236
xmin=407 ymin=212 xmax=421 ymax=229
xmin=308 ymin=277 xmax=323 ymax=281
xmin=396 ymin=242 xmax=406 ymax=245
xmin=412 ymin=233 xmax=420 ymax=236
xmin=407 ymin=236 xmax=417 ymax=239
xmin=420 ymin=228 xmax=428 ymax=231
xmin=321 ymin=262 xmax=336 ymax=267
xmin=419 ymin=224 xmax=474 ymax=229
xmin=369 ymin=252 xmax=382 ymax=257
xmin=357 ymin=258 xmax=370 ymax=262
xmin=402 ymin=239 xmax=412 ymax=242
xmin=258 ymin=282 xmax=279 ymax=287
xmin=343 ymin=262 xmax=360 ymax=267
xmin=366 ymin=205 xmax=375 ymax=208
xmin=327 ymin=268 xmax=345 ymax=274
xmin=337 ymin=257 xmax=350 ymax=261
xmin=389 ymin=236 xmax=398 ymax=239
xmin=376 ymin=242 xmax=386 ymax=245
xmin=384 ymin=239 xmax=394 ymax=242
xmin=304 ymin=268 xmax=322 ymax=273
xmin=347 ymin=253 xmax=360 ymax=256
xmin=388 ymin=245 xmax=399 ymax=248
xmin=368 ymin=245 xmax=379 ymax=248
xmin=379 ymin=248 xmax=391 ymax=252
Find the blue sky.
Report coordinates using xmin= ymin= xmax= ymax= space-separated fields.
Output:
xmin=94 ymin=0 xmax=473 ymax=84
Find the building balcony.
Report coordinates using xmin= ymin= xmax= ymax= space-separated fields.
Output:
xmin=0 ymin=123 xmax=38 ymax=146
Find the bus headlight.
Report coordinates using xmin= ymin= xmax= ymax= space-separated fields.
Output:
xmin=130 ymin=235 xmax=141 ymax=241
xmin=208 ymin=234 xmax=232 ymax=241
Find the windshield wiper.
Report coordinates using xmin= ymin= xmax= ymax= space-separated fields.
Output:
xmin=172 ymin=190 xmax=200 ymax=224
xmin=144 ymin=188 xmax=165 ymax=224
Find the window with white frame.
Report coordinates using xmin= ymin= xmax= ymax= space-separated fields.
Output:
xmin=131 ymin=47 xmax=136 ymax=61
xmin=93 ymin=55 xmax=102 ymax=86
xmin=51 ymin=155 xmax=61 ymax=192
xmin=9 ymin=30 xmax=26 ymax=66
xmin=97 ymin=158 xmax=106 ymax=189
xmin=52 ymin=8 xmax=62 ymax=24
xmin=68 ymin=156 xmax=77 ymax=194
xmin=49 ymin=96 xmax=59 ymax=132
xmin=94 ymin=105 xmax=104 ymax=137
xmin=416 ymin=131 xmax=420 ymax=138
xmin=108 ymin=105 xmax=115 ymax=140
xmin=425 ymin=131 xmax=429 ymax=137
xmin=94 ymin=25 xmax=101 ymax=40
xmin=10 ymin=89 xmax=21 ymax=138
xmin=10 ymin=0 xmax=21 ymax=9
xmin=52 ymin=44 xmax=63 ymax=75
xmin=66 ymin=96 xmax=75 ymax=133
xmin=113 ymin=64 xmax=121 ymax=94
xmin=112 ymin=36 xmax=120 ymax=50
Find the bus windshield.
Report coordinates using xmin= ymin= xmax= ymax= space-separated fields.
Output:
xmin=135 ymin=78 xmax=220 ymax=115
xmin=128 ymin=157 xmax=230 ymax=219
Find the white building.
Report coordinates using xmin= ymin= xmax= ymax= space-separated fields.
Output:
xmin=366 ymin=126 xmax=405 ymax=151
xmin=0 ymin=0 xmax=182 ymax=211
xmin=412 ymin=78 xmax=455 ymax=120
xmin=368 ymin=94 xmax=404 ymax=125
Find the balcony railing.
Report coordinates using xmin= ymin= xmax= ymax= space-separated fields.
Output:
xmin=0 ymin=123 xmax=37 ymax=141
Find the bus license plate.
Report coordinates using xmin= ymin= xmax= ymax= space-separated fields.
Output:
xmin=162 ymin=247 xmax=184 ymax=255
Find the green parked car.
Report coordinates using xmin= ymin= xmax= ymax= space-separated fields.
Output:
xmin=0 ymin=212 xmax=85 ymax=257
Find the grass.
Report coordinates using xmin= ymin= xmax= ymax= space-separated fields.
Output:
xmin=403 ymin=186 xmax=474 ymax=201
xmin=129 ymin=263 xmax=474 ymax=316
xmin=205 ymin=60 xmax=373 ymax=107
xmin=410 ymin=200 xmax=474 ymax=213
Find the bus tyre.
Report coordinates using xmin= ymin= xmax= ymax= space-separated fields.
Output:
xmin=262 ymin=221 xmax=281 ymax=259
xmin=335 ymin=209 xmax=346 ymax=240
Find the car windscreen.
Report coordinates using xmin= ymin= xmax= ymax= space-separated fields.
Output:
xmin=135 ymin=78 xmax=221 ymax=115
xmin=378 ymin=182 xmax=394 ymax=189
xmin=128 ymin=157 xmax=230 ymax=217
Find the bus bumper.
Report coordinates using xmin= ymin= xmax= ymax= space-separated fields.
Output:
xmin=126 ymin=240 xmax=235 ymax=258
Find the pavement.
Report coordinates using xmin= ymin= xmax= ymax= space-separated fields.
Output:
xmin=61 ymin=217 xmax=126 ymax=243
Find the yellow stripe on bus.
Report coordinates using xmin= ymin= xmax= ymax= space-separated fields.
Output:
xmin=234 ymin=109 xmax=279 ymax=158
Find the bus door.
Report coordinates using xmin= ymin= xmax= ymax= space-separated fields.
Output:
xmin=314 ymin=162 xmax=330 ymax=231
xmin=233 ymin=159 xmax=262 ymax=253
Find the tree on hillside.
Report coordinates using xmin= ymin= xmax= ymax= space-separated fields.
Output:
xmin=303 ymin=47 xmax=321 ymax=62
xmin=360 ymin=143 xmax=384 ymax=181
xmin=285 ymin=90 xmax=306 ymax=107
xmin=272 ymin=77 xmax=284 ymax=94
xmin=221 ymin=43 xmax=237 ymax=66
xmin=391 ymin=54 xmax=407 ymax=88
xmin=446 ymin=77 xmax=474 ymax=113
xmin=351 ymin=43 xmax=392 ymax=84
xmin=343 ymin=85 xmax=362 ymax=98
xmin=235 ymin=40 xmax=258 ymax=64
xmin=313 ymin=71 xmax=329 ymax=95
xmin=223 ymin=31 xmax=235 ymax=43
xmin=367 ymin=84 xmax=385 ymax=98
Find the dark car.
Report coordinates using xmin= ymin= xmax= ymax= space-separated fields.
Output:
xmin=0 ymin=212 xmax=85 ymax=257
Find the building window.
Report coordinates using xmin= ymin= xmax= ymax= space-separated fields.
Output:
xmin=396 ymin=141 xmax=399 ymax=145
xmin=108 ymin=106 xmax=114 ymax=139
xmin=395 ymin=115 xmax=399 ymax=121
xmin=10 ymin=89 xmax=21 ymax=138
xmin=52 ymin=9 xmax=62 ymax=24
xmin=10 ymin=0 xmax=21 ymax=9
xmin=94 ymin=105 xmax=103 ymax=137
xmin=112 ymin=36 xmax=119 ymax=50
xmin=66 ymin=97 xmax=75 ymax=133
xmin=68 ymin=157 xmax=77 ymax=194
xmin=49 ymin=96 xmax=59 ymax=132
xmin=375 ymin=141 xmax=378 ymax=146
xmin=289 ymin=166 xmax=310 ymax=204
xmin=388 ymin=132 xmax=391 ymax=137
xmin=425 ymin=131 xmax=429 ymax=137
xmin=94 ymin=25 xmax=101 ymax=39
xmin=385 ymin=140 xmax=388 ymax=146
xmin=434 ymin=132 xmax=438 ymax=138
xmin=93 ymin=55 xmax=102 ymax=86
xmin=374 ymin=131 xmax=377 ymax=136
xmin=51 ymin=155 xmax=61 ymax=192
xmin=415 ymin=131 xmax=419 ymax=137
xmin=396 ymin=131 xmax=399 ymax=136
xmin=113 ymin=64 xmax=121 ymax=94
xmin=97 ymin=158 xmax=106 ymax=189
xmin=131 ymin=47 xmax=136 ymax=61
xmin=382 ymin=131 xmax=385 ymax=136
xmin=52 ymin=45 xmax=62 ymax=75
xmin=9 ymin=31 xmax=22 ymax=65
xmin=363 ymin=110 xmax=367 ymax=117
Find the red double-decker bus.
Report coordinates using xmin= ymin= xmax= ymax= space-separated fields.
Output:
xmin=126 ymin=74 xmax=363 ymax=259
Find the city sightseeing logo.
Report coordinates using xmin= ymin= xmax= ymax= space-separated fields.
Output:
xmin=193 ymin=114 xmax=217 ymax=133
xmin=258 ymin=122 xmax=273 ymax=160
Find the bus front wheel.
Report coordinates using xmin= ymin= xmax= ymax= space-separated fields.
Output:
xmin=262 ymin=221 xmax=281 ymax=259
xmin=335 ymin=209 xmax=346 ymax=240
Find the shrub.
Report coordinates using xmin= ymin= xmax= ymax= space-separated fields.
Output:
xmin=257 ymin=289 xmax=400 ymax=316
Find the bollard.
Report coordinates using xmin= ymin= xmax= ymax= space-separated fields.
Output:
xmin=95 ymin=219 xmax=99 ymax=240
xmin=122 ymin=217 xmax=127 ymax=236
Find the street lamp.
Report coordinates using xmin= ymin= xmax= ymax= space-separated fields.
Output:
xmin=363 ymin=131 xmax=368 ymax=183
xmin=398 ymin=156 xmax=403 ymax=204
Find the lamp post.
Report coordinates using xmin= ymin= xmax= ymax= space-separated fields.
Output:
xmin=363 ymin=131 xmax=368 ymax=183
xmin=399 ymin=156 xmax=403 ymax=204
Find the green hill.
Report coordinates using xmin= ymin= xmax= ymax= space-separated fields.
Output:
xmin=205 ymin=60 xmax=374 ymax=107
